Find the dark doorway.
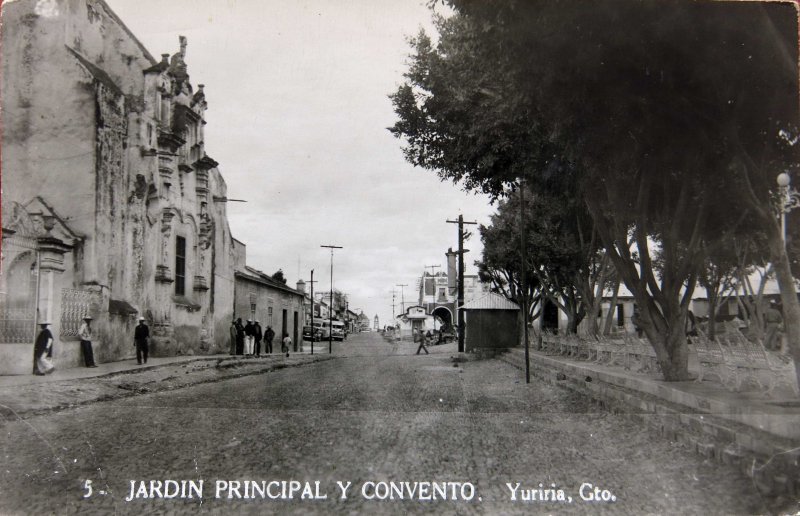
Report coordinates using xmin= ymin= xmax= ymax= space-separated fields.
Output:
xmin=293 ymin=311 xmax=299 ymax=351
xmin=282 ymin=309 xmax=288 ymax=343
xmin=433 ymin=306 xmax=453 ymax=330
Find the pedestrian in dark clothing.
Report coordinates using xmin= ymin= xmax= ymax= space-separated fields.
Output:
xmin=416 ymin=329 xmax=429 ymax=355
xmin=235 ymin=318 xmax=245 ymax=355
xmin=229 ymin=320 xmax=237 ymax=355
xmin=265 ymin=326 xmax=275 ymax=354
xmin=78 ymin=316 xmax=97 ymax=367
xmin=33 ymin=322 xmax=54 ymax=375
xmin=254 ymin=321 xmax=263 ymax=357
xmin=134 ymin=316 xmax=150 ymax=365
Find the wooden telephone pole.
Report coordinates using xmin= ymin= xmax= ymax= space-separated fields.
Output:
xmin=320 ymin=245 xmax=342 ymax=354
xmin=424 ymin=264 xmax=441 ymax=329
xmin=396 ymin=284 xmax=408 ymax=314
xmin=447 ymin=214 xmax=477 ymax=353
xmin=307 ymin=270 xmax=318 ymax=355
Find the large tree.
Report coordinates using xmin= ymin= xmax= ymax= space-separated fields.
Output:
xmin=390 ymin=0 xmax=799 ymax=381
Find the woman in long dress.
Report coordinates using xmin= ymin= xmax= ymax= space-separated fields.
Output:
xmin=33 ymin=322 xmax=54 ymax=375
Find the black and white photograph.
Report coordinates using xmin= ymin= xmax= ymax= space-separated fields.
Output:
xmin=1 ymin=0 xmax=799 ymax=513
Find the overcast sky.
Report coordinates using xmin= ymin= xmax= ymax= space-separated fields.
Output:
xmin=106 ymin=0 xmax=495 ymax=326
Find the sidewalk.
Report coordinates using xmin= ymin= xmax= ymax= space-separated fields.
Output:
xmin=0 ymin=354 xmax=228 ymax=388
xmin=0 ymin=351 xmax=334 ymax=419
xmin=0 ymin=348 xmax=331 ymax=389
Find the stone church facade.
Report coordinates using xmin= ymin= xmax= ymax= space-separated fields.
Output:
xmin=1 ymin=0 xmax=235 ymax=373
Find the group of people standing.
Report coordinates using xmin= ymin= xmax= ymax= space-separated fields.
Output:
xmin=33 ymin=315 xmax=151 ymax=375
xmin=229 ymin=318 xmax=290 ymax=357
xmin=32 ymin=312 xmax=297 ymax=377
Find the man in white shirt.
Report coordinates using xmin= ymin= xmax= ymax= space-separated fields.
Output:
xmin=282 ymin=333 xmax=292 ymax=357
xmin=78 ymin=316 xmax=97 ymax=367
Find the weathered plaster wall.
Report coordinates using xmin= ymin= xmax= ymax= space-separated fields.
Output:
xmin=209 ymin=169 xmax=235 ymax=352
xmin=234 ymin=276 xmax=305 ymax=350
xmin=1 ymin=1 xmax=96 ymax=231
xmin=1 ymin=0 xmax=237 ymax=369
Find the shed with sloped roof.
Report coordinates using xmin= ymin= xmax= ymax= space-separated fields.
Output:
xmin=461 ymin=293 xmax=520 ymax=351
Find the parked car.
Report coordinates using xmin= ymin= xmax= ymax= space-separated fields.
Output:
xmin=303 ymin=318 xmax=330 ymax=341
xmin=331 ymin=320 xmax=345 ymax=341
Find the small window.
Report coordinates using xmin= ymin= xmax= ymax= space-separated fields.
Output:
xmin=175 ymin=236 xmax=186 ymax=295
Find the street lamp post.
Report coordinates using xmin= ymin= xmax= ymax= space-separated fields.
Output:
xmin=777 ymin=172 xmax=800 ymax=246
xmin=321 ymin=245 xmax=342 ymax=354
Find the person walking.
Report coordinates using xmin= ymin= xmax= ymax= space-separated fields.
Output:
xmin=33 ymin=322 xmax=54 ymax=375
xmin=134 ymin=316 xmax=150 ymax=365
xmin=229 ymin=319 xmax=237 ymax=355
xmin=416 ymin=327 xmax=429 ymax=355
xmin=235 ymin=318 xmax=245 ymax=355
xmin=244 ymin=319 xmax=255 ymax=356
xmin=78 ymin=316 xmax=97 ymax=367
xmin=264 ymin=325 xmax=275 ymax=354
xmin=282 ymin=332 xmax=292 ymax=356
xmin=254 ymin=320 xmax=263 ymax=357
xmin=764 ymin=300 xmax=783 ymax=351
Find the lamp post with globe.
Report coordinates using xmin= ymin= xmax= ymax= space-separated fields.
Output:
xmin=776 ymin=172 xmax=800 ymax=246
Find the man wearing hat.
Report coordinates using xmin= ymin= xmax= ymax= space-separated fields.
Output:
xmin=253 ymin=320 xmax=263 ymax=357
xmin=244 ymin=319 xmax=255 ymax=356
xmin=33 ymin=321 xmax=54 ymax=375
xmin=78 ymin=316 xmax=97 ymax=367
xmin=134 ymin=316 xmax=150 ymax=365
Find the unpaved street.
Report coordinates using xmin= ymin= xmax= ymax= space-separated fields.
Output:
xmin=0 ymin=332 xmax=767 ymax=514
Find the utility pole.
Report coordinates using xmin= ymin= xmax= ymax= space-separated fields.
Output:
xmin=307 ymin=270 xmax=318 ymax=355
xmin=447 ymin=214 xmax=477 ymax=353
xmin=321 ymin=245 xmax=342 ymax=354
xmin=396 ymin=284 xmax=408 ymax=314
xmin=424 ymin=264 xmax=441 ymax=329
xmin=519 ymin=178 xmax=530 ymax=384
xmin=388 ymin=289 xmax=397 ymax=320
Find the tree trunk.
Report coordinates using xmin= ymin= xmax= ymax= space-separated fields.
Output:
xmin=661 ymin=327 xmax=692 ymax=381
xmin=640 ymin=317 xmax=691 ymax=380
xmin=767 ymin=224 xmax=800 ymax=395
xmin=602 ymin=276 xmax=620 ymax=336
xmin=707 ymin=289 xmax=718 ymax=340
xmin=636 ymin=299 xmax=691 ymax=381
xmin=567 ymin=311 xmax=578 ymax=334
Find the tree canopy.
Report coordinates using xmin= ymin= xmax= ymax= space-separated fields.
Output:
xmin=390 ymin=0 xmax=799 ymax=380
xmin=271 ymin=269 xmax=287 ymax=285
